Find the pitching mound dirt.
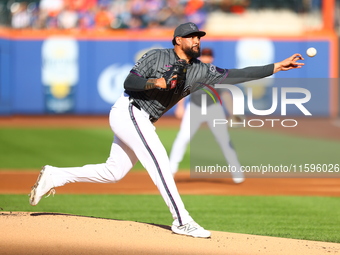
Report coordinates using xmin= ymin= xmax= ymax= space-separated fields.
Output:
xmin=1 ymin=211 xmax=339 ymax=255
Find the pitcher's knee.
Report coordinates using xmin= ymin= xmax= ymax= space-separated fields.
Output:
xmin=104 ymin=162 xmax=128 ymax=182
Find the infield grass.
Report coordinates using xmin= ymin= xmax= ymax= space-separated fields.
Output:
xmin=1 ymin=194 xmax=339 ymax=243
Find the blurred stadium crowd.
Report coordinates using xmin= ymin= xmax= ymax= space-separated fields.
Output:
xmin=0 ymin=0 xmax=325 ymax=31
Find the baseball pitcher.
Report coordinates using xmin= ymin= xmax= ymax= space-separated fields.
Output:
xmin=30 ymin=22 xmax=304 ymax=238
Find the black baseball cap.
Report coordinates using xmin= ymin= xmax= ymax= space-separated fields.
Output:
xmin=172 ymin=22 xmax=206 ymax=45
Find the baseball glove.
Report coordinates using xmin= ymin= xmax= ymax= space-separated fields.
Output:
xmin=163 ymin=59 xmax=188 ymax=89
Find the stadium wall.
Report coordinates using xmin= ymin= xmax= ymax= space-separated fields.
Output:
xmin=0 ymin=30 xmax=337 ymax=117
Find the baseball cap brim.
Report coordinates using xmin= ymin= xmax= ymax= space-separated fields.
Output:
xmin=172 ymin=31 xmax=206 ymax=45
xmin=180 ymin=31 xmax=206 ymax=38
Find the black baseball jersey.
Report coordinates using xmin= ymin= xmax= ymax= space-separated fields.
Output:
xmin=124 ymin=48 xmax=274 ymax=122
xmin=124 ymin=49 xmax=228 ymax=122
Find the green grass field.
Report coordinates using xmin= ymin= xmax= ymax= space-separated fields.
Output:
xmin=1 ymin=127 xmax=339 ymax=169
xmin=1 ymin=126 xmax=340 ymax=243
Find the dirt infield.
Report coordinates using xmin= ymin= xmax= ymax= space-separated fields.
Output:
xmin=1 ymin=115 xmax=340 ymax=254
xmin=1 ymin=211 xmax=340 ymax=255
xmin=1 ymin=171 xmax=340 ymax=196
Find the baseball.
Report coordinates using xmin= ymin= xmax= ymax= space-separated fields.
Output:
xmin=306 ymin=47 xmax=317 ymax=57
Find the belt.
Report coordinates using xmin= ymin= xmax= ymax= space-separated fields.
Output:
xmin=130 ymin=98 xmax=141 ymax=110
xmin=129 ymin=98 xmax=157 ymax=123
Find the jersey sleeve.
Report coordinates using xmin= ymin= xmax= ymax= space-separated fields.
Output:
xmin=189 ymin=62 xmax=229 ymax=93
xmin=124 ymin=49 xmax=160 ymax=91
xmin=206 ymin=64 xmax=229 ymax=84
xmin=130 ymin=49 xmax=159 ymax=78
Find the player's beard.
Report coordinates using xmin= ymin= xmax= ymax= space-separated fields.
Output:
xmin=184 ymin=45 xmax=200 ymax=59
